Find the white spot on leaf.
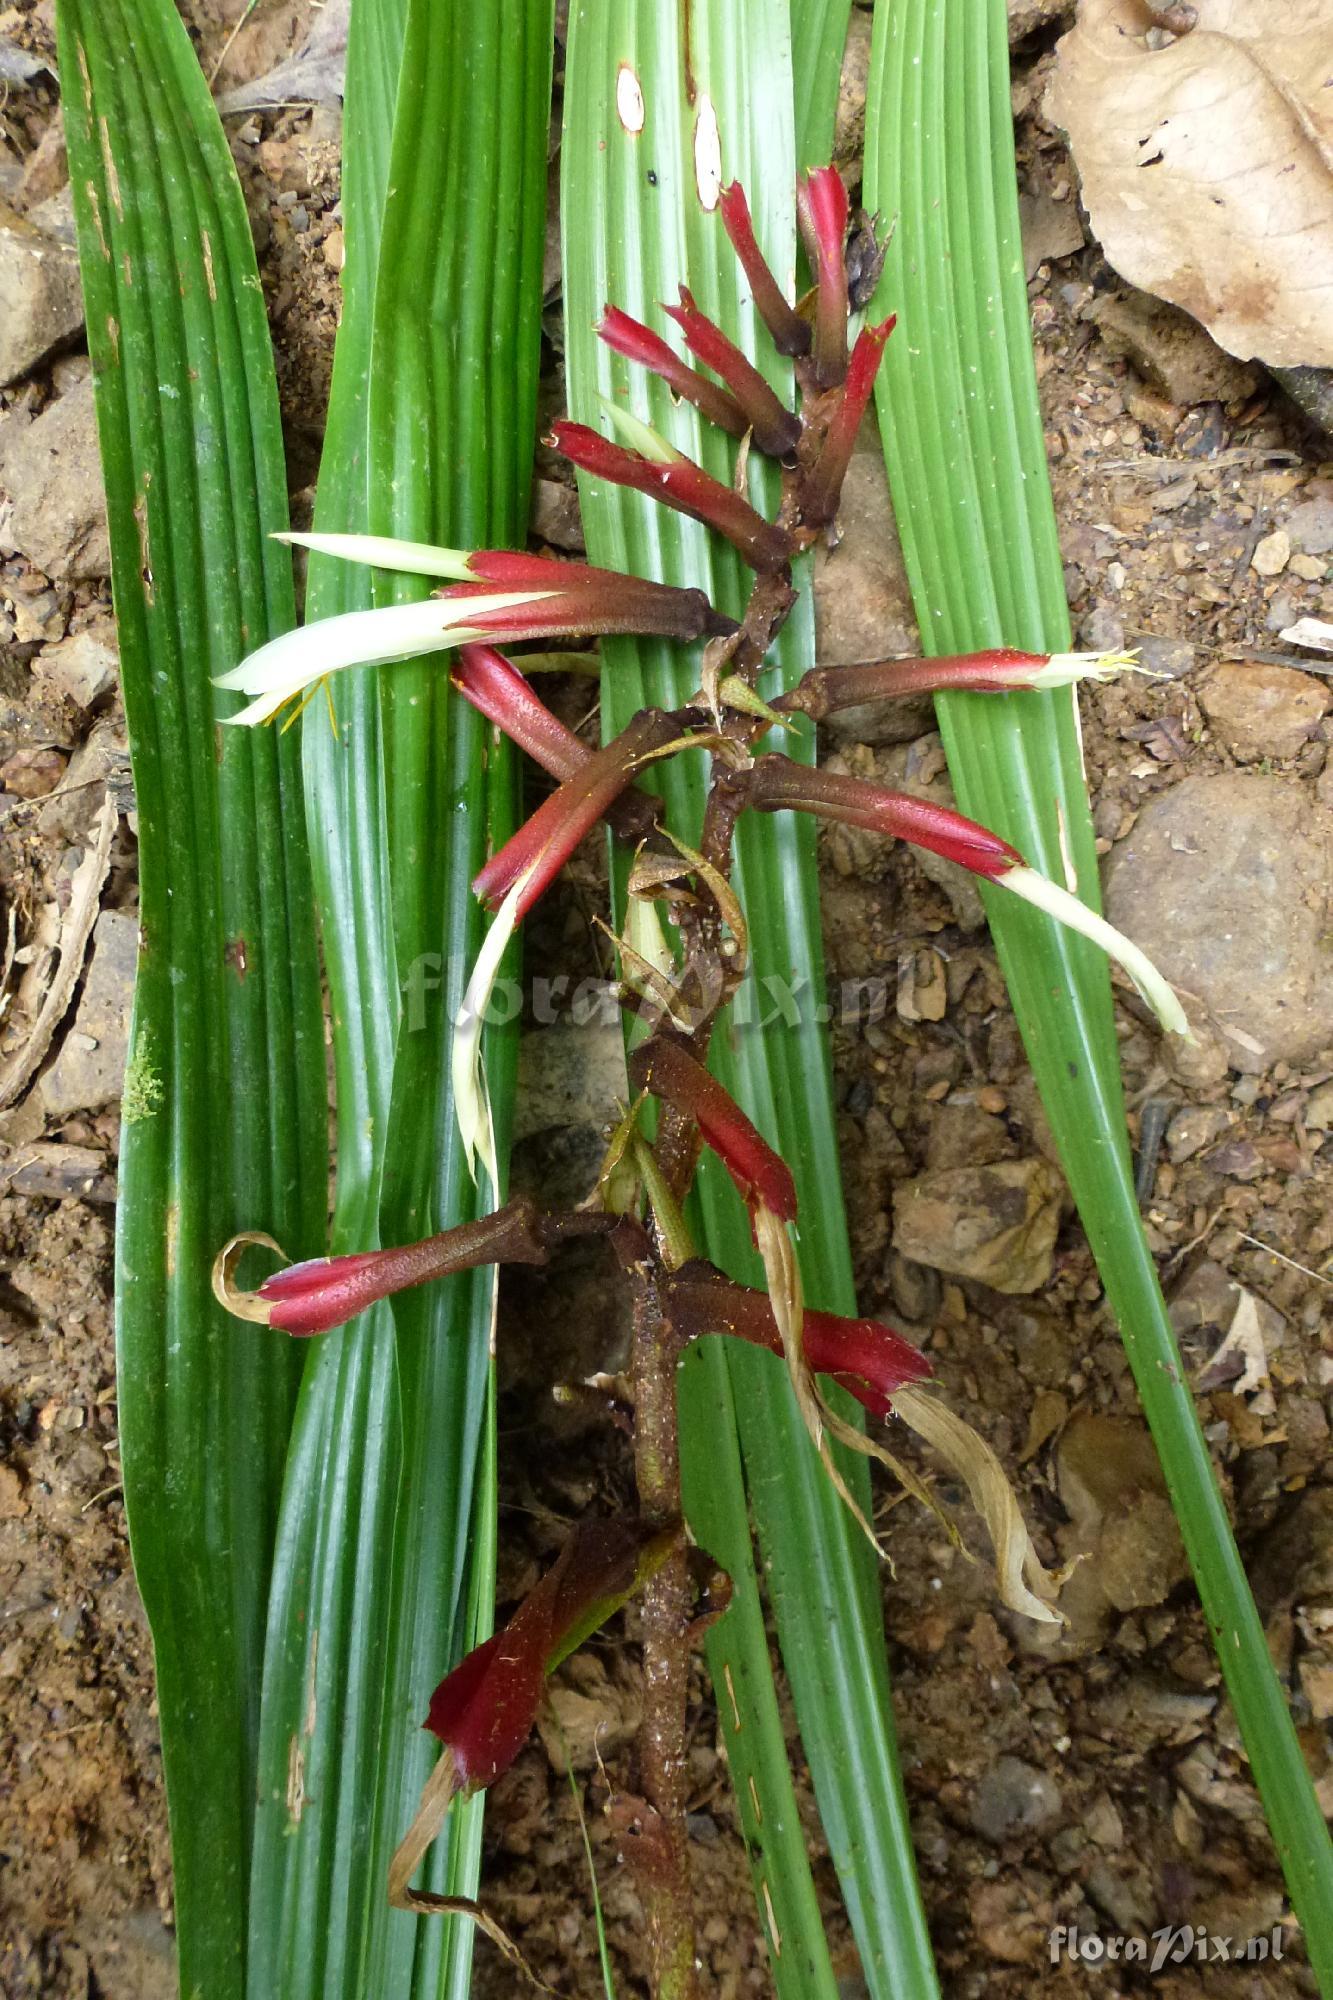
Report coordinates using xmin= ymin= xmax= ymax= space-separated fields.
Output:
xmin=694 ymin=94 xmax=722 ymax=210
xmin=616 ymin=63 xmax=645 ymax=134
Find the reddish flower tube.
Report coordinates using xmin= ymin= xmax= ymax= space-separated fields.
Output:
xmin=473 ymin=709 xmax=677 ymax=917
xmin=552 ymin=421 xmax=792 ymax=573
xmin=662 ymin=287 xmax=801 ymax=460
xmin=628 ymin=1036 xmax=798 ymax=1222
xmin=597 ymin=304 xmax=750 ymax=440
xmin=800 ymin=316 xmax=897 ymax=526
xmin=751 ymin=755 xmax=1024 ymax=878
xmin=665 ymin=1270 xmax=932 ymax=1416
xmin=797 ymin=166 xmax=851 ymax=386
xmin=718 ymin=180 xmax=810 ymax=358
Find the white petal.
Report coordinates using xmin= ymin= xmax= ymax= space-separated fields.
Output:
xmin=452 ymin=873 xmax=527 ymax=1190
xmin=1031 ymin=648 xmax=1151 ymax=688
xmin=999 ymin=864 xmax=1190 ymax=1038
xmin=276 ymin=531 xmax=476 ymax=580
xmin=214 ymin=592 xmax=553 ymax=726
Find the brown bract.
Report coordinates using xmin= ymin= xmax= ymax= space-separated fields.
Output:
xmin=1047 ymin=0 xmax=1333 ymax=367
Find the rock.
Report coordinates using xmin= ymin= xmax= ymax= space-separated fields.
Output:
xmin=0 ymin=377 xmax=111 ymax=581
xmin=833 ymin=8 xmax=873 ymax=173
xmin=1019 ymin=190 xmax=1084 ymax=280
xmin=1131 ymin=633 xmax=1195 ymax=680
xmin=970 ymin=1756 xmax=1062 ymax=1843
xmin=0 ymin=200 xmax=85 ymax=387
xmin=39 ymin=908 xmax=138 ymax=1117
xmin=1306 ymin=1080 xmax=1333 ymax=1129
xmin=513 ymin=1019 xmax=627 ymax=1143
xmin=1251 ymin=529 xmax=1291 ymax=577
xmin=891 ymin=1158 xmax=1062 ymax=1294
xmin=925 ymin=1100 xmax=1016 ymax=1171
xmin=1285 ymin=498 xmax=1333 ymax=557
xmin=1165 ymin=1104 xmax=1231 ymax=1164
xmin=0 ymin=744 xmax=66 ymax=798
xmin=1103 ymin=776 xmax=1333 ymax=1068
xmin=1290 ymin=552 xmax=1327 ymax=582
xmin=1168 ymin=1258 xmax=1285 ymax=1354
xmin=32 ymin=625 xmax=119 ymax=710
xmin=1008 ymin=0 xmax=1073 ymax=39
xmin=1084 ymin=290 xmax=1259 ymax=408
xmin=529 ymin=475 xmax=584 ymax=552
xmin=1197 ymin=662 xmax=1328 ymax=762
xmin=813 ymin=427 xmax=923 ymax=744
xmin=37 ymin=716 xmax=131 ymax=840
xmin=1057 ymin=1413 xmax=1188 ymax=1614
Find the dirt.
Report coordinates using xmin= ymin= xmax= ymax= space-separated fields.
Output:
xmin=2 ymin=4 xmax=1331 ymax=1998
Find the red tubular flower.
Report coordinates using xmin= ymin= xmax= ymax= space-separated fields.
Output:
xmin=451 ymin=645 xmax=588 ymax=782
xmin=473 ymin=708 xmax=677 ymax=916
xmin=439 ymin=553 xmax=736 ymax=643
xmin=597 ymin=304 xmax=750 ymax=441
xmin=628 ymin=1037 xmax=797 ymax=1223
xmin=719 ymin=181 xmax=810 ymax=358
xmin=662 ymin=287 xmax=802 ymax=460
xmin=797 ymin=166 xmax=851 ymax=386
xmin=552 ymin=420 xmax=793 ymax=573
xmin=800 ymin=316 xmax=897 ymax=526
xmin=215 ymin=1202 xmax=553 ymax=1335
xmin=751 ymin=754 xmax=1023 ymax=877
xmin=665 ymin=1270 xmax=931 ymax=1415
xmin=778 ymin=647 xmax=1148 ymax=720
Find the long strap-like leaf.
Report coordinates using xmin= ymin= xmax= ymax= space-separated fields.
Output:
xmin=563 ymin=8 xmax=938 ymax=1994
xmin=57 ymin=7 xmax=325 ymax=1994
xmin=249 ymin=7 xmax=553 ymax=1997
xmin=866 ymin=1 xmax=1333 ymax=1984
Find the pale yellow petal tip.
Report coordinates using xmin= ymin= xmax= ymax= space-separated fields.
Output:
xmin=1036 ymin=647 xmax=1161 ymax=689
xmin=211 ymin=1230 xmax=284 ymax=1324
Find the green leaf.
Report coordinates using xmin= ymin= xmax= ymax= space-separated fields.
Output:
xmin=562 ymin=9 xmax=937 ymax=1995
xmin=790 ymin=0 xmax=854 ymax=169
xmin=248 ymin=6 xmax=552 ymax=1998
xmin=866 ymin=1 xmax=1333 ymax=1983
xmin=56 ymin=4 xmax=326 ymax=1992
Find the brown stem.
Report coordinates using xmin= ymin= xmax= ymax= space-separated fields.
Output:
xmin=613 ymin=1219 xmax=699 ymax=1999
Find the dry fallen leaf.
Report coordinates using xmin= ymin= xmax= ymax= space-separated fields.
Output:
xmin=1047 ymin=0 xmax=1333 ymax=368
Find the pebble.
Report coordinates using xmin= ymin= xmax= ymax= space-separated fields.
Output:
xmin=1130 ymin=633 xmax=1194 ymax=680
xmin=1197 ymin=661 xmax=1328 ymax=762
xmin=0 ymin=200 xmax=85 ymax=388
xmin=891 ymin=1157 xmax=1063 ymax=1294
xmin=970 ymin=1756 xmax=1063 ymax=1843
xmin=1084 ymin=289 xmax=1258 ymax=407
xmin=1251 ymin=529 xmax=1291 ymax=577
xmin=812 ymin=428 xmax=919 ymax=701
xmin=0 ymin=378 xmax=111 ymax=581
xmin=1104 ymin=774 xmax=1333 ymax=1067
xmin=1285 ymin=497 xmax=1333 ymax=556
xmin=1289 ymin=552 xmax=1327 ymax=582
xmin=1165 ymin=1104 xmax=1230 ymax=1163
xmin=32 ymin=627 xmax=118 ymax=711
xmin=40 ymin=908 xmax=138 ymax=1118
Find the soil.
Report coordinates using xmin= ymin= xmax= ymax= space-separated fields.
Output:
xmin=1 ymin=4 xmax=1331 ymax=1998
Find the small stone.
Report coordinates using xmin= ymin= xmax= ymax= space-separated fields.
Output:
xmin=33 ymin=626 xmax=119 ymax=710
xmin=1131 ymin=633 xmax=1195 ymax=680
xmin=0 ymin=744 xmax=66 ymax=798
xmin=1165 ymin=1104 xmax=1231 ymax=1163
xmin=970 ymin=1757 xmax=1062 ymax=1843
xmin=40 ymin=908 xmax=138 ymax=1117
xmin=1198 ymin=662 xmax=1328 ymax=762
xmin=1085 ymin=1793 xmax=1124 ymax=1849
xmin=1252 ymin=529 xmax=1291 ymax=578
xmin=1285 ymin=498 xmax=1333 ymax=556
xmin=1103 ymin=775 xmax=1333 ymax=1067
xmin=1305 ymin=1081 xmax=1333 ymax=1129
xmin=1085 ymin=290 xmax=1258 ymax=407
xmin=813 ymin=427 xmax=919 ymax=694
xmin=322 ymin=224 xmax=345 ymax=271
xmin=892 ymin=1157 xmax=1063 ymax=1294
xmin=529 ymin=475 xmax=584 ymax=553
xmin=1081 ymin=603 xmax=1125 ymax=653
xmin=0 ymin=377 xmax=111 ymax=581
xmin=0 ymin=200 xmax=85 ymax=387
xmin=926 ymin=1100 xmax=1016 ymax=1171
xmin=1289 ymin=552 xmax=1327 ymax=582
xmin=1057 ymin=1413 xmax=1188 ymax=1613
